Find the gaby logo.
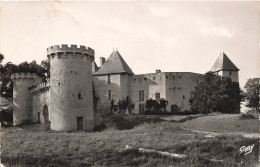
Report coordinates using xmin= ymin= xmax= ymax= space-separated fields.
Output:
xmin=240 ymin=144 xmax=254 ymax=155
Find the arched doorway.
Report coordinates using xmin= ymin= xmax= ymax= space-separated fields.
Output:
xmin=43 ymin=105 xmax=49 ymax=124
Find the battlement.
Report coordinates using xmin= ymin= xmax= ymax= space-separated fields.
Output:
xmin=30 ymin=80 xmax=50 ymax=94
xmin=47 ymin=44 xmax=95 ymax=61
xmin=11 ymin=72 xmax=40 ymax=80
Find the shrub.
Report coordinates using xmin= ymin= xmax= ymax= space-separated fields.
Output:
xmin=0 ymin=108 xmax=13 ymax=127
xmin=101 ymin=114 xmax=161 ymax=130
xmin=170 ymin=109 xmax=198 ymax=115
xmin=144 ymin=109 xmax=173 ymax=115
xmin=239 ymin=113 xmax=256 ymax=119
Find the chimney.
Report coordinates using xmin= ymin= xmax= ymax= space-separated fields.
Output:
xmin=156 ymin=69 xmax=161 ymax=73
xmin=100 ymin=57 xmax=106 ymax=67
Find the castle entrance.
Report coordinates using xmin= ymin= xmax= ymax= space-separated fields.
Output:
xmin=43 ymin=105 xmax=49 ymax=124
xmin=77 ymin=117 xmax=83 ymax=130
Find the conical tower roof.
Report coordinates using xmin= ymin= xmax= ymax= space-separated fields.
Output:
xmin=94 ymin=50 xmax=134 ymax=75
xmin=210 ymin=52 xmax=239 ymax=72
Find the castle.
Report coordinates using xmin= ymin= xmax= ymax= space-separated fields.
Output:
xmin=11 ymin=44 xmax=239 ymax=131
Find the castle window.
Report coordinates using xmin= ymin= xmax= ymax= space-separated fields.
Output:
xmin=139 ymin=90 xmax=144 ymax=101
xmin=153 ymin=77 xmax=155 ymax=80
xmin=166 ymin=76 xmax=168 ymax=79
xmin=183 ymin=95 xmax=185 ymax=100
xmin=108 ymin=90 xmax=112 ymax=100
xmin=156 ymin=93 xmax=160 ymax=101
xmin=108 ymin=75 xmax=111 ymax=84
xmin=78 ymin=91 xmax=83 ymax=99
xmin=134 ymin=78 xmax=136 ymax=81
xmin=173 ymin=75 xmax=175 ymax=79
xmin=144 ymin=78 xmax=147 ymax=81
xmin=229 ymin=72 xmax=232 ymax=76
xmin=179 ymin=75 xmax=182 ymax=79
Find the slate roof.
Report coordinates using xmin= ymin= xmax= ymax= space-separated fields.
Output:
xmin=94 ymin=50 xmax=134 ymax=75
xmin=210 ymin=52 xmax=239 ymax=72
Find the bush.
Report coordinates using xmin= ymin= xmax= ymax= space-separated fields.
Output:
xmin=144 ymin=109 xmax=173 ymax=115
xmin=0 ymin=108 xmax=13 ymax=127
xmin=101 ymin=114 xmax=161 ymax=130
xmin=170 ymin=109 xmax=199 ymax=115
xmin=93 ymin=122 xmax=107 ymax=132
xmin=239 ymin=113 xmax=256 ymax=120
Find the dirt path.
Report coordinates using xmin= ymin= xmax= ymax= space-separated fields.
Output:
xmin=189 ymin=129 xmax=260 ymax=139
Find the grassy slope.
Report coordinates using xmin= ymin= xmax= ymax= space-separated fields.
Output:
xmin=1 ymin=116 xmax=259 ymax=167
xmin=182 ymin=114 xmax=259 ymax=133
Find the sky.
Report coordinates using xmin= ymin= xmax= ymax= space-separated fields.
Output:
xmin=0 ymin=1 xmax=259 ymax=88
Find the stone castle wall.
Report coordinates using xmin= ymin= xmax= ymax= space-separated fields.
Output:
xmin=93 ymin=72 xmax=203 ymax=114
xmin=12 ymin=44 xmax=236 ymax=131
xmin=221 ymin=71 xmax=239 ymax=82
xmin=130 ymin=72 xmax=166 ymax=114
xmin=48 ymin=45 xmax=95 ymax=131
xmin=93 ymin=74 xmax=122 ymax=115
xmin=11 ymin=72 xmax=42 ymax=125
xmin=31 ymin=81 xmax=50 ymax=124
xmin=165 ymin=72 xmax=203 ymax=112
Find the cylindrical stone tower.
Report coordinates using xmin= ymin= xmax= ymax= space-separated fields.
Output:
xmin=11 ymin=72 xmax=42 ymax=125
xmin=47 ymin=44 xmax=95 ymax=131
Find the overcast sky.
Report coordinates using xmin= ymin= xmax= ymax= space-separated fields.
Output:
xmin=0 ymin=1 xmax=259 ymax=87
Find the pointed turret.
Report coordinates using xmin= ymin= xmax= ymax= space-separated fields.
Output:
xmin=210 ymin=52 xmax=239 ymax=82
xmin=94 ymin=50 xmax=134 ymax=75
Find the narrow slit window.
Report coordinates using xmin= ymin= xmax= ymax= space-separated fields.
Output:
xmin=139 ymin=90 xmax=144 ymax=101
xmin=108 ymin=90 xmax=112 ymax=100
xmin=108 ymin=75 xmax=111 ymax=84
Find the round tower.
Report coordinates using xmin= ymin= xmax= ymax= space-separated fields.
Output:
xmin=47 ymin=44 xmax=95 ymax=131
xmin=11 ymin=72 xmax=42 ymax=125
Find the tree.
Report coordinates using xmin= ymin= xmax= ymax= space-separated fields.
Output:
xmin=0 ymin=60 xmax=48 ymax=98
xmin=190 ymin=72 xmax=222 ymax=114
xmin=0 ymin=54 xmax=4 ymax=63
xmin=244 ymin=78 xmax=260 ymax=111
xmin=41 ymin=59 xmax=50 ymax=81
xmin=217 ymin=77 xmax=243 ymax=113
xmin=190 ymin=72 xmax=243 ymax=114
xmin=0 ymin=62 xmax=18 ymax=98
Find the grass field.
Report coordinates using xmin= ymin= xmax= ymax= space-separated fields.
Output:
xmin=182 ymin=113 xmax=259 ymax=133
xmin=1 ymin=113 xmax=259 ymax=167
